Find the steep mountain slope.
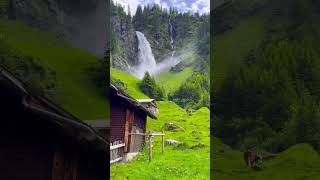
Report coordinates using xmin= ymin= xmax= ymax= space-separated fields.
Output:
xmin=155 ymin=67 xmax=193 ymax=93
xmin=212 ymin=0 xmax=320 ymax=178
xmin=0 ymin=18 xmax=108 ymax=119
xmin=110 ymin=68 xmax=149 ymax=99
xmin=212 ymin=16 xmax=265 ymax=90
xmin=1 ymin=0 xmax=108 ymax=58
xmin=212 ymin=137 xmax=320 ymax=180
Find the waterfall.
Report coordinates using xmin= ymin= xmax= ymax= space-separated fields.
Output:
xmin=130 ymin=31 xmax=157 ymax=79
xmin=169 ymin=18 xmax=174 ymax=46
xmin=169 ymin=18 xmax=175 ymax=57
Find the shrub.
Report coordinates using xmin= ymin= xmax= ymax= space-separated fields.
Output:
xmin=139 ymin=71 xmax=165 ymax=100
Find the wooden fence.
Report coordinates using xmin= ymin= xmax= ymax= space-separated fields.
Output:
xmin=130 ymin=131 xmax=165 ymax=162
xmin=110 ymin=141 xmax=125 ymax=164
xmin=110 ymin=131 xmax=165 ymax=164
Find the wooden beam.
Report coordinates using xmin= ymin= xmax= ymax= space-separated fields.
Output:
xmin=149 ymin=134 xmax=153 ymax=162
xmin=52 ymin=151 xmax=64 ymax=180
xmin=110 ymin=143 xmax=125 ymax=150
xmin=110 ymin=157 xmax=123 ymax=164
xmin=129 ymin=133 xmax=165 ymax=136
xmin=162 ymin=130 xmax=165 ymax=154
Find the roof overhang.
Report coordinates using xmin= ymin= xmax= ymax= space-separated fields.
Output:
xmin=110 ymin=84 xmax=157 ymax=119
xmin=0 ymin=66 xmax=109 ymax=154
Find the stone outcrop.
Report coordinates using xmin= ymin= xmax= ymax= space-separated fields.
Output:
xmin=111 ymin=11 xmax=138 ymax=70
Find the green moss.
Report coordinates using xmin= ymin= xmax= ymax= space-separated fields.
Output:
xmin=111 ymin=68 xmax=149 ymax=99
xmin=0 ymin=18 xmax=108 ymax=119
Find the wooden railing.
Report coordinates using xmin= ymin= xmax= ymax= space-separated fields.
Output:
xmin=110 ymin=141 xmax=125 ymax=164
xmin=130 ymin=131 xmax=165 ymax=162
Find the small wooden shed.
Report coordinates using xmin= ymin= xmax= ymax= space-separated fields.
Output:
xmin=137 ymin=99 xmax=159 ymax=114
xmin=84 ymin=120 xmax=109 ymax=140
xmin=0 ymin=67 xmax=109 ymax=180
xmin=110 ymin=84 xmax=157 ymax=155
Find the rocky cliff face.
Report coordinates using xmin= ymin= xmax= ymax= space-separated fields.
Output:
xmin=141 ymin=23 xmax=172 ymax=63
xmin=111 ymin=12 xmax=138 ymax=71
xmin=3 ymin=0 xmax=108 ymax=58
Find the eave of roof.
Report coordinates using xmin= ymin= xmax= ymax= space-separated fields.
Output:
xmin=84 ymin=120 xmax=109 ymax=128
xmin=0 ymin=66 xmax=109 ymax=153
xmin=110 ymin=84 xmax=157 ymax=119
xmin=136 ymin=99 xmax=155 ymax=103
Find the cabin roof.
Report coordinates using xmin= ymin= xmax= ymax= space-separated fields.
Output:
xmin=136 ymin=99 xmax=156 ymax=103
xmin=110 ymin=84 xmax=157 ymax=119
xmin=84 ymin=120 xmax=109 ymax=128
xmin=0 ymin=66 xmax=109 ymax=153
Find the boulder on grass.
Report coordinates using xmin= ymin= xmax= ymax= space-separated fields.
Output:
xmin=179 ymin=118 xmax=186 ymax=122
xmin=166 ymin=139 xmax=181 ymax=145
xmin=164 ymin=122 xmax=184 ymax=132
xmin=196 ymin=143 xmax=205 ymax=148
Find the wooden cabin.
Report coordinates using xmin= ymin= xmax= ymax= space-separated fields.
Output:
xmin=110 ymin=84 xmax=156 ymax=162
xmin=84 ymin=120 xmax=109 ymax=140
xmin=137 ymin=99 xmax=159 ymax=114
xmin=0 ymin=67 xmax=109 ymax=180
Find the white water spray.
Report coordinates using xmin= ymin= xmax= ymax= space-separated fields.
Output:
xmin=130 ymin=29 xmax=196 ymax=78
xmin=130 ymin=31 xmax=157 ymax=78
xmin=153 ymin=44 xmax=196 ymax=75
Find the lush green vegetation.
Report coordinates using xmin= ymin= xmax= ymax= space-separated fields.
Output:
xmin=110 ymin=68 xmax=149 ymax=99
xmin=0 ymin=18 xmax=108 ymax=119
xmin=139 ymin=72 xmax=165 ymax=100
xmin=156 ymin=67 xmax=193 ymax=93
xmin=214 ymin=0 xmax=320 ymax=151
xmin=168 ymin=16 xmax=210 ymax=109
xmin=0 ymin=39 xmax=61 ymax=101
xmin=213 ymin=0 xmax=320 ymax=178
xmin=212 ymin=16 xmax=265 ymax=90
xmin=111 ymin=101 xmax=210 ymax=179
xmin=212 ymin=137 xmax=320 ymax=180
xmin=215 ymin=39 xmax=320 ymax=152
xmin=169 ymin=72 xmax=210 ymax=109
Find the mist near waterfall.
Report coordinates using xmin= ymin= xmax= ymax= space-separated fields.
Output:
xmin=131 ymin=31 xmax=196 ymax=79
xmin=153 ymin=44 xmax=196 ymax=75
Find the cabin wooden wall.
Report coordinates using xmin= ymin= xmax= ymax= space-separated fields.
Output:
xmin=130 ymin=111 xmax=147 ymax=153
xmin=110 ymin=96 xmax=127 ymax=143
xmin=110 ymin=91 xmax=151 ymax=153
xmin=0 ymin=87 xmax=108 ymax=180
xmin=0 ymin=142 xmax=53 ymax=180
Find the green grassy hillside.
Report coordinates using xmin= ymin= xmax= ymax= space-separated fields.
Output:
xmin=155 ymin=67 xmax=193 ymax=93
xmin=111 ymin=101 xmax=210 ymax=179
xmin=212 ymin=16 xmax=265 ymax=90
xmin=212 ymin=138 xmax=320 ymax=180
xmin=0 ymin=19 xmax=108 ymax=119
xmin=111 ymin=68 xmax=149 ymax=99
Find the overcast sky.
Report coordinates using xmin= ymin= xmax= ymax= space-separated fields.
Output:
xmin=113 ymin=0 xmax=210 ymax=15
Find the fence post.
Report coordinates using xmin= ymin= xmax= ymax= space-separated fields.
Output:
xmin=162 ymin=130 xmax=164 ymax=154
xmin=149 ymin=133 xmax=153 ymax=162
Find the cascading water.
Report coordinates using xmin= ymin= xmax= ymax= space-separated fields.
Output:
xmin=169 ymin=18 xmax=175 ymax=57
xmin=130 ymin=31 xmax=157 ymax=79
xmin=130 ymin=23 xmax=195 ymax=78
